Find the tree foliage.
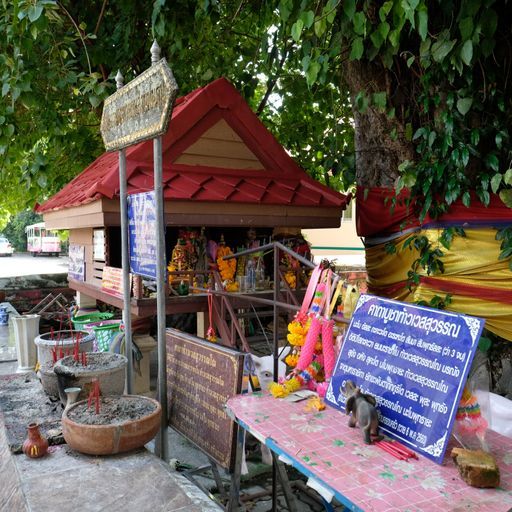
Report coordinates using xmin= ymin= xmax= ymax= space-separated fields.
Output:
xmin=1 ymin=2 xmax=511 ymax=250
xmin=0 ymin=0 xmax=354 ymax=228
xmin=1 ymin=210 xmax=41 ymax=252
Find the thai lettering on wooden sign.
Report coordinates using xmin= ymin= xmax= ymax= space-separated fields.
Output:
xmin=166 ymin=329 xmax=246 ymax=471
xmin=100 ymin=59 xmax=178 ymax=151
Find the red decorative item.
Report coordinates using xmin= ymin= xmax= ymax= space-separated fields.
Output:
xmin=22 ymin=422 xmax=49 ymax=459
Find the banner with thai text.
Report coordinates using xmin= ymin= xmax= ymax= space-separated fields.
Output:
xmin=325 ymin=294 xmax=484 ymax=463
xmin=127 ymin=191 xmax=157 ymax=279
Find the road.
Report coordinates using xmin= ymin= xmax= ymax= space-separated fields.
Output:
xmin=0 ymin=253 xmax=69 ymax=278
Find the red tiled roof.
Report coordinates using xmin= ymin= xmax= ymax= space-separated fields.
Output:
xmin=37 ymin=78 xmax=348 ymax=213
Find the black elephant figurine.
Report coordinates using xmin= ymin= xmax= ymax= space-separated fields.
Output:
xmin=342 ymin=380 xmax=382 ymax=444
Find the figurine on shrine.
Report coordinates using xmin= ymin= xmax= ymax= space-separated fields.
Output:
xmin=168 ymin=238 xmax=191 ymax=286
xmin=343 ymin=380 xmax=382 ymax=444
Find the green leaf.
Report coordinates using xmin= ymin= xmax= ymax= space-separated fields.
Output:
xmin=389 ymin=28 xmax=401 ymax=48
xmin=431 ymin=39 xmax=456 ymax=62
xmin=314 ymin=18 xmax=327 ymax=38
xmin=306 ymin=61 xmax=320 ymax=87
xmin=372 ymin=92 xmax=387 ymax=109
xmin=504 ymin=169 xmax=512 ymax=185
xmin=456 ymin=97 xmax=472 ymax=115
xmin=491 ymin=173 xmax=502 ymax=194
xmin=350 ymin=37 xmax=364 ymax=60
xmin=485 ymin=153 xmax=499 ymax=173
xmin=325 ymin=0 xmax=338 ymax=23
xmin=379 ymin=1 xmax=393 ymax=21
xmin=462 ymin=191 xmax=471 ymax=207
xmin=291 ymin=19 xmax=304 ymax=42
xmin=378 ymin=21 xmax=390 ymax=40
xmin=370 ymin=30 xmax=384 ymax=50
xmin=353 ymin=12 xmax=366 ymax=36
xmin=279 ymin=0 xmax=292 ymax=21
xmin=28 ymin=5 xmax=44 ymax=23
xmin=405 ymin=123 xmax=413 ymax=141
xmin=300 ymin=10 xmax=315 ymax=29
xmin=1 ymin=83 xmax=10 ymax=97
xmin=460 ymin=40 xmax=473 ymax=66
xmin=478 ymin=336 xmax=492 ymax=353
xmin=498 ymin=247 xmax=512 ymax=260
xmin=416 ymin=7 xmax=428 ymax=41
xmin=343 ymin=0 xmax=356 ymax=20
xmin=406 ymin=55 xmax=415 ymax=67
xmin=499 ymin=189 xmax=512 ymax=207
xmin=302 ymin=55 xmax=311 ymax=72
xmin=354 ymin=91 xmax=369 ymax=113
xmin=458 ymin=17 xmax=473 ymax=39
xmin=89 ymin=95 xmax=102 ymax=108
xmin=5 ymin=124 xmax=14 ymax=137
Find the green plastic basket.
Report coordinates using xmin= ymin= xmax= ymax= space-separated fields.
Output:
xmin=71 ymin=312 xmax=114 ymax=330
xmin=85 ymin=320 xmax=122 ymax=352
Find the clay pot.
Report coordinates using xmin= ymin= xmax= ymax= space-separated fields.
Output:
xmin=22 ymin=423 xmax=49 ymax=459
xmin=62 ymin=395 xmax=161 ymax=455
xmin=53 ymin=352 xmax=127 ymax=405
xmin=34 ymin=330 xmax=94 ymax=366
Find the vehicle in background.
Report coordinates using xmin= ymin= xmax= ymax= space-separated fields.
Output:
xmin=0 ymin=237 xmax=14 ymax=256
xmin=25 ymin=222 xmax=61 ymax=256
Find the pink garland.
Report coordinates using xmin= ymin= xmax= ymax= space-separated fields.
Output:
xmin=296 ymin=315 xmax=321 ymax=370
xmin=322 ymin=319 xmax=335 ymax=380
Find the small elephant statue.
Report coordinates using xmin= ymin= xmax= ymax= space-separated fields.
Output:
xmin=342 ymin=380 xmax=382 ymax=445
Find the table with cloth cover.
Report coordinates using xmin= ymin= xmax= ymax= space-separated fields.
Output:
xmin=226 ymin=392 xmax=512 ymax=512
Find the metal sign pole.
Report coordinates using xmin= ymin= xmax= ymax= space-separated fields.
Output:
xmin=151 ymin=41 xmax=169 ymax=461
xmin=116 ymin=70 xmax=134 ymax=394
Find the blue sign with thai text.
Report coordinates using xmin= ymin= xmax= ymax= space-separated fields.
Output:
xmin=325 ymin=294 xmax=484 ymax=464
xmin=127 ymin=191 xmax=157 ymax=279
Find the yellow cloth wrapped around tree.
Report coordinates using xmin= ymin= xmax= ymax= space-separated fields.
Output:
xmin=365 ymin=227 xmax=512 ymax=341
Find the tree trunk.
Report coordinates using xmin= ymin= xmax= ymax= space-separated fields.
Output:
xmin=343 ymin=60 xmax=415 ymax=188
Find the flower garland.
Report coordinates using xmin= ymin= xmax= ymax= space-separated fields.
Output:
xmin=270 ymin=267 xmax=342 ymax=399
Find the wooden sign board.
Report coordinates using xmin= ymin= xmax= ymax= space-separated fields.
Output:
xmin=100 ymin=59 xmax=178 ymax=151
xmin=166 ymin=329 xmax=246 ymax=471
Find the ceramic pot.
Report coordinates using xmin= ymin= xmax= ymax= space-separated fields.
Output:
xmin=62 ymin=395 xmax=161 ymax=455
xmin=53 ymin=352 xmax=127 ymax=406
xmin=34 ymin=330 xmax=94 ymax=366
xmin=22 ymin=423 xmax=48 ymax=459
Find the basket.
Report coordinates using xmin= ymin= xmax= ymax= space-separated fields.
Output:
xmin=85 ymin=319 xmax=122 ymax=352
xmin=71 ymin=312 xmax=114 ymax=330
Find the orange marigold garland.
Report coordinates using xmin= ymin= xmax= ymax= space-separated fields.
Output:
xmin=216 ymin=236 xmax=237 ymax=289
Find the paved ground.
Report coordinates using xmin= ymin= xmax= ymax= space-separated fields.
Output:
xmin=0 ymin=253 xmax=69 ymax=278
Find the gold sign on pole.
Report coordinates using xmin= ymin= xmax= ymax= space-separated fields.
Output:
xmin=100 ymin=59 xmax=178 ymax=151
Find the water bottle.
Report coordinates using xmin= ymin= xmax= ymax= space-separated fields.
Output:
xmin=255 ymin=256 xmax=265 ymax=290
xmin=246 ymin=259 xmax=255 ymax=291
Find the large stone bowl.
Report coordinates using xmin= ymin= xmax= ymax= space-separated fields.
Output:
xmin=61 ymin=395 xmax=161 ymax=455
xmin=53 ymin=352 xmax=127 ymax=405
xmin=35 ymin=330 xmax=94 ymax=366
xmin=38 ymin=360 xmax=59 ymax=397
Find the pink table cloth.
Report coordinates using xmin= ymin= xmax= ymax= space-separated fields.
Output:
xmin=227 ymin=392 xmax=512 ymax=511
